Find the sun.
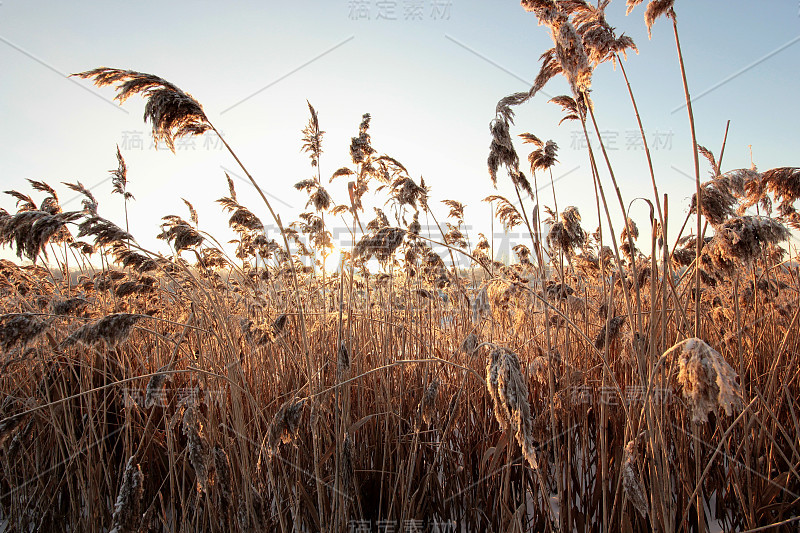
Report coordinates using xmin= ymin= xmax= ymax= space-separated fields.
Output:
xmin=322 ymin=245 xmax=343 ymax=274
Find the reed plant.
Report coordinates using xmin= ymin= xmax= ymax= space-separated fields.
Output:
xmin=0 ymin=2 xmax=799 ymax=531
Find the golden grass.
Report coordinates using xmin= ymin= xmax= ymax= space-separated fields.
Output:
xmin=1 ymin=2 xmax=799 ymax=532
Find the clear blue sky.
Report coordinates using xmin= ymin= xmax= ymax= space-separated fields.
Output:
xmin=1 ymin=1 xmax=799 ymax=265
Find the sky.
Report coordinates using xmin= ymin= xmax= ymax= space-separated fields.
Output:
xmin=1 ymin=1 xmax=799 ymax=267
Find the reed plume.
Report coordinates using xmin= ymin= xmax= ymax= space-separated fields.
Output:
xmin=73 ymin=68 xmax=210 ymax=151
xmin=486 ymin=346 xmax=539 ymax=470
xmin=690 ymin=180 xmax=737 ymax=226
xmin=51 ymin=297 xmax=88 ymax=316
xmin=145 ymin=369 xmax=170 ymax=409
xmin=546 ymin=206 xmax=586 ymax=259
xmin=109 ymin=456 xmax=144 ymax=533
xmin=110 ymin=146 xmax=134 ymax=201
xmin=623 ymin=440 xmax=648 ymax=517
xmin=0 ymin=210 xmax=80 ymax=261
xmin=672 ymin=338 xmax=743 ymax=423
xmin=705 ymin=216 xmax=790 ymax=276
xmin=60 ymin=313 xmax=144 ymax=348
xmin=0 ymin=313 xmax=50 ymax=351
xmin=267 ymin=398 xmax=304 ymax=455
xmin=301 ymin=100 xmax=324 ymax=168
xmin=77 ymin=216 xmax=133 ymax=248
xmin=182 ymin=406 xmax=211 ymax=493
xmin=416 ymin=379 xmax=440 ymax=428
xmin=353 ymin=227 xmax=405 ymax=263
xmin=626 ymin=0 xmax=676 ymax=37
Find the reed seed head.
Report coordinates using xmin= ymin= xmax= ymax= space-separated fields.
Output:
xmin=623 ymin=440 xmax=648 ymax=518
xmin=674 ymin=338 xmax=743 ymax=423
xmin=109 ymin=456 xmax=144 ymax=533
xmin=267 ymin=399 xmax=305 ymax=455
xmin=182 ymin=405 xmax=210 ymax=493
xmin=73 ymin=68 xmax=211 ymax=152
xmin=486 ymin=347 xmax=539 ymax=470
xmin=0 ymin=313 xmax=50 ymax=351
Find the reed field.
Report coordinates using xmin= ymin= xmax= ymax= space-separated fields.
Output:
xmin=1 ymin=1 xmax=800 ymax=531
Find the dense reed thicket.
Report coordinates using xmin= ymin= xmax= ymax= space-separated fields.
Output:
xmin=1 ymin=1 xmax=799 ymax=531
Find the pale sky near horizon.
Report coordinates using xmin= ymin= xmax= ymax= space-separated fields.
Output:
xmin=1 ymin=1 xmax=799 ymax=267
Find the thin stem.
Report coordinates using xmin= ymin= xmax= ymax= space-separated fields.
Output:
xmin=671 ymin=13 xmax=703 ymax=339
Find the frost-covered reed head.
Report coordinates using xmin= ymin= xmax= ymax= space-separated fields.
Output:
xmin=486 ymin=346 xmax=539 ymax=470
xmin=705 ymin=216 xmax=790 ymax=276
xmin=74 ymin=68 xmax=211 ymax=152
xmin=672 ymin=338 xmax=743 ymax=423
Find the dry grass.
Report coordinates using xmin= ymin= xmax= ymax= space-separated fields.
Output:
xmin=1 ymin=2 xmax=799 ymax=532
